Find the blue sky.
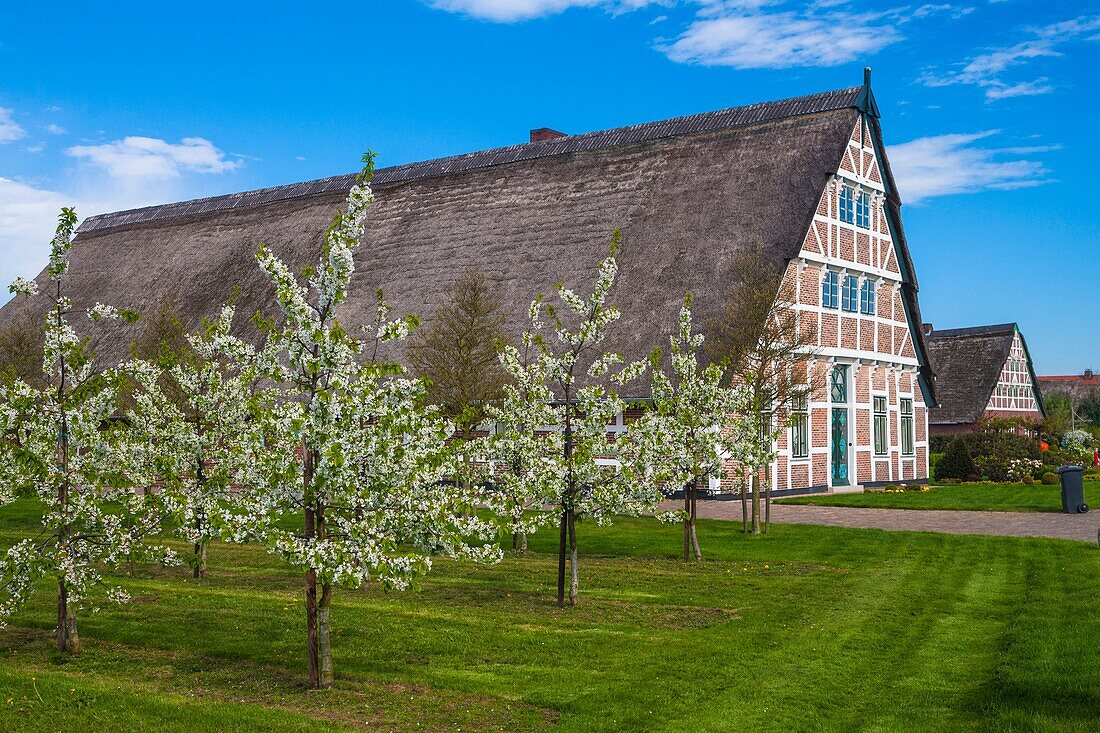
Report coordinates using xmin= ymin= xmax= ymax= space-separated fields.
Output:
xmin=0 ymin=0 xmax=1096 ymax=373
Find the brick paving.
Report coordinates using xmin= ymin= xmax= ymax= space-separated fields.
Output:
xmin=669 ymin=500 xmax=1100 ymax=543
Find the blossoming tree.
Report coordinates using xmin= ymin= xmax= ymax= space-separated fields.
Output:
xmin=490 ymin=232 xmax=656 ymax=606
xmin=0 ymin=209 xmax=176 ymax=652
xmin=126 ymin=304 xmax=265 ymax=578
xmin=631 ymin=295 xmax=735 ymax=561
xmin=240 ymin=155 xmax=500 ymax=689
xmin=706 ymin=248 xmax=818 ymax=534
xmin=483 ymin=323 xmax=562 ymax=554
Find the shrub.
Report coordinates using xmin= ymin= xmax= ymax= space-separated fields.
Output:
xmin=939 ymin=478 xmax=960 ymax=485
xmin=937 ymin=438 xmax=977 ymax=481
xmin=1062 ymin=429 xmax=1094 ymax=453
xmin=1021 ymin=474 xmax=1035 ymax=486
xmin=1041 ymin=472 xmax=1059 ymax=485
xmin=975 ymin=455 xmax=1010 ymax=483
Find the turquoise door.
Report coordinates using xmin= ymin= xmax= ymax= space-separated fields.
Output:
xmin=831 ymin=408 xmax=849 ymax=485
xmin=830 ymin=365 xmax=849 ymax=486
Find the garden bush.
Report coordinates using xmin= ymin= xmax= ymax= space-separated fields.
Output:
xmin=1021 ymin=474 xmax=1035 ymax=485
xmin=1062 ymin=429 xmax=1094 ymax=453
xmin=1041 ymin=472 xmax=1059 ymax=485
xmin=930 ymin=452 xmax=945 ymax=476
xmin=936 ymin=438 xmax=977 ymax=481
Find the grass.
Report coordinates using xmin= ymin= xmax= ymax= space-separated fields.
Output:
xmin=1 ymin=499 xmax=1099 ymax=732
xmin=777 ymin=481 xmax=1100 ymax=513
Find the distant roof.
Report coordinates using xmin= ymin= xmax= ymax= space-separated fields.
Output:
xmin=927 ymin=323 xmax=1043 ymax=424
xmin=1038 ymin=372 xmax=1099 ymax=385
xmin=2 ymin=81 xmax=931 ymax=401
xmin=78 ymin=86 xmax=865 ymax=234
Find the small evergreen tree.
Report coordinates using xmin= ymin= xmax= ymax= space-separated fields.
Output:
xmin=407 ymin=270 xmax=510 ymax=494
xmin=936 ymin=437 xmax=976 ymax=481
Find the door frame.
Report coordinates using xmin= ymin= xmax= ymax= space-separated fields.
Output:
xmin=829 ymin=363 xmax=852 ymax=488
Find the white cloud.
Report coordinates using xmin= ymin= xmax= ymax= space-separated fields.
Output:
xmin=984 ymin=78 xmax=1053 ymax=100
xmin=661 ymin=10 xmax=901 ymax=68
xmin=0 ymin=175 xmax=184 ymax=306
xmin=888 ymin=131 xmax=1051 ymax=203
xmin=3 ymin=133 xmax=245 ymax=303
xmin=922 ymin=15 xmax=1100 ymax=100
xmin=428 ymin=0 xmax=606 ymax=21
xmin=908 ymin=4 xmax=973 ymax=21
xmin=46 ymin=124 xmax=67 ymax=135
xmin=25 ymin=143 xmax=45 ymax=154
xmin=0 ymin=107 xmax=26 ymax=144
xmin=66 ymin=136 xmax=242 ymax=181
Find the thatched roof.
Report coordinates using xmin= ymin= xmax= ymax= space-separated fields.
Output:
xmin=0 ymin=82 xmax=932 ymax=400
xmin=926 ymin=323 xmax=1041 ymax=425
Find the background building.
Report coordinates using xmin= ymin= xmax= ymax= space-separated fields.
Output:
xmin=926 ymin=323 xmax=1044 ymax=435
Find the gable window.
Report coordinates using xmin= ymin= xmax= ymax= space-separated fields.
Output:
xmin=790 ymin=392 xmax=809 ymax=459
xmin=900 ymin=398 xmax=914 ymax=456
xmin=873 ymin=396 xmax=888 ymax=455
xmin=841 ymin=275 xmax=858 ymax=312
xmin=822 ymin=271 xmax=839 ymax=309
xmin=839 ymin=185 xmax=855 ymax=224
xmin=856 ymin=191 xmax=871 ymax=229
xmin=860 ymin=279 xmax=876 ymax=315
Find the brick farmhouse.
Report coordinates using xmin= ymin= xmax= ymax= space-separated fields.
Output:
xmin=0 ymin=74 xmax=936 ymax=495
xmin=925 ymin=323 xmax=1045 ymax=435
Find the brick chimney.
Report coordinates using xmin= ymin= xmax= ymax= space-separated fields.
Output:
xmin=1086 ymin=369 xmax=1095 ymax=381
xmin=530 ymin=127 xmax=566 ymax=143
xmin=922 ymin=323 xmax=934 ymax=336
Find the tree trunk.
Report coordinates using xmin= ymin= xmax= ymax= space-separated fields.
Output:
xmin=556 ymin=505 xmax=567 ymax=607
xmin=318 ymin=582 xmax=334 ymax=689
xmin=567 ymin=507 xmax=578 ymax=607
xmin=751 ymin=473 xmax=762 ymax=535
xmin=306 ymin=566 xmax=319 ymax=689
xmin=682 ymin=485 xmax=692 ymax=561
xmin=764 ymin=481 xmax=772 ymax=534
xmin=56 ymin=579 xmax=80 ymax=653
xmin=740 ymin=478 xmax=749 ymax=534
xmin=193 ymin=540 xmax=207 ymax=579
xmin=690 ymin=490 xmax=701 ymax=561
xmin=193 ymin=459 xmax=207 ymax=578
xmin=520 ymin=531 xmax=527 ymax=554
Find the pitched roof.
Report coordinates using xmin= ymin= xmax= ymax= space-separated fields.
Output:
xmin=926 ymin=323 xmax=1041 ymax=424
xmin=78 ymin=86 xmax=864 ymax=234
xmin=1 ymin=82 xmax=932 ymax=400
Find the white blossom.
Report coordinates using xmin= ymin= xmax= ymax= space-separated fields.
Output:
xmin=8 ymin=277 xmax=38 ymax=297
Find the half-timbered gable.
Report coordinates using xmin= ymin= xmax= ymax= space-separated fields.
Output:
xmin=770 ymin=109 xmax=932 ymax=493
xmin=927 ymin=323 xmax=1044 ymax=435
xmin=0 ymin=74 xmax=935 ymax=495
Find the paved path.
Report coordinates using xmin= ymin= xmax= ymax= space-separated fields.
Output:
xmin=670 ymin=500 xmax=1100 ymax=543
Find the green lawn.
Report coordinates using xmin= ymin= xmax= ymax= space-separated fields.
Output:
xmin=2 ymin=500 xmax=1099 ymax=732
xmin=778 ymin=481 xmax=1100 ymax=513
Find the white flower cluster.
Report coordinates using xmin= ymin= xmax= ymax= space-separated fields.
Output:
xmin=8 ymin=277 xmax=38 ymax=297
xmin=87 ymin=302 xmax=120 ymax=321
